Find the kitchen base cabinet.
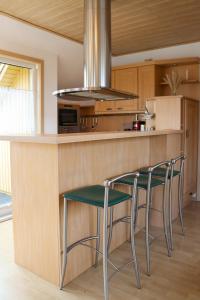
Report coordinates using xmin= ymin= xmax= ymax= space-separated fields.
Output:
xmin=9 ymin=130 xmax=181 ymax=287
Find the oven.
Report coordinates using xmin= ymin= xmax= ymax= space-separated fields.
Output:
xmin=58 ymin=103 xmax=80 ymax=133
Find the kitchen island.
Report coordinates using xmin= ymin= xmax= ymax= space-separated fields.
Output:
xmin=6 ymin=129 xmax=182 ymax=286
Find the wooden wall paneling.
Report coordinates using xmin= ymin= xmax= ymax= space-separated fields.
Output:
xmin=11 ymin=142 xmax=61 ymax=285
xmin=94 ymin=115 xmax=135 ymax=132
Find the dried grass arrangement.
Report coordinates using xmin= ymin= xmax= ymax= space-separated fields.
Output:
xmin=163 ymin=71 xmax=182 ymax=95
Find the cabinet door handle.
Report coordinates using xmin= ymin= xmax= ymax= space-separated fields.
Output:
xmin=186 ymin=129 xmax=190 ymax=138
xmin=106 ymin=108 xmax=112 ymax=111
xmin=117 ymin=107 xmax=123 ymax=110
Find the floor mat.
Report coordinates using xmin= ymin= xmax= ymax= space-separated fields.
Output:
xmin=0 ymin=192 xmax=12 ymax=221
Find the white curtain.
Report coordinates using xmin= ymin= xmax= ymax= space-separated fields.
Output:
xmin=0 ymin=87 xmax=36 ymax=192
xmin=0 ymin=87 xmax=35 ymax=136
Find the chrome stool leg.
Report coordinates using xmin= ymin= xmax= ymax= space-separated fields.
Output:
xmin=103 ymin=186 xmax=109 ymax=300
xmin=94 ymin=207 xmax=101 ymax=267
xmin=168 ymin=166 xmax=174 ymax=251
xmin=163 ymin=182 xmax=172 ymax=257
xmin=130 ymin=178 xmax=141 ymax=288
xmin=107 ymin=207 xmax=113 ymax=254
xmin=60 ymin=197 xmax=68 ymax=290
xmin=145 ymin=183 xmax=151 ymax=276
xmin=134 ymin=188 xmax=139 ymax=231
xmin=178 ymin=173 xmax=185 ymax=235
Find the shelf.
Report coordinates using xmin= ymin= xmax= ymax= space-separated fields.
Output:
xmin=80 ymin=111 xmax=145 ymax=117
xmin=160 ymin=80 xmax=200 ymax=85
xmin=182 ymin=80 xmax=200 ymax=84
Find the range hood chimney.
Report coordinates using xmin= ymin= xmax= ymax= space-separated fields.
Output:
xmin=53 ymin=0 xmax=138 ymax=101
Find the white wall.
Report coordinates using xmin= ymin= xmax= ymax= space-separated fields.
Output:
xmin=1 ymin=14 xmax=200 ymax=133
xmin=112 ymin=42 xmax=200 ymax=66
xmin=0 ymin=15 xmax=83 ymax=133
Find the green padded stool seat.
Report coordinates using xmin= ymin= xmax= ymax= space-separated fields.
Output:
xmin=117 ymin=174 xmax=164 ymax=190
xmin=139 ymin=167 xmax=180 ymax=178
xmin=64 ymin=185 xmax=131 ymax=208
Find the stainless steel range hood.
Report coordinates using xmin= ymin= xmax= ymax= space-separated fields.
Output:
xmin=53 ymin=0 xmax=138 ymax=101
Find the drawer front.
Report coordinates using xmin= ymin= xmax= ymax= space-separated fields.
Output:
xmin=95 ymin=101 xmax=116 ymax=113
xmin=115 ymin=99 xmax=138 ymax=112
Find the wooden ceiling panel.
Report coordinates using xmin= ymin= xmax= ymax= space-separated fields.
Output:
xmin=1 ymin=0 xmax=200 ymax=55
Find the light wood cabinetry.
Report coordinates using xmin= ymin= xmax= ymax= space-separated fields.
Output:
xmin=138 ymin=65 xmax=156 ymax=110
xmin=81 ymin=57 xmax=200 ymax=117
xmin=111 ymin=57 xmax=200 ymax=111
xmin=95 ymin=99 xmax=137 ymax=114
xmin=146 ymin=95 xmax=199 ymax=206
xmin=182 ymin=98 xmax=199 ymax=205
xmin=112 ymin=64 xmax=157 ymax=111
xmin=112 ymin=67 xmax=138 ymax=111
xmin=94 ymin=67 xmax=138 ymax=114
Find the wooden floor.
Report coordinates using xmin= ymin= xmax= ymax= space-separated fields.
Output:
xmin=1 ymin=202 xmax=200 ymax=300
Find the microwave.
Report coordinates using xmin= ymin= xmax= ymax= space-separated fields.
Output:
xmin=58 ymin=103 xmax=80 ymax=133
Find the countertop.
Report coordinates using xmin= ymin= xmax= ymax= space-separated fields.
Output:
xmin=0 ymin=129 xmax=182 ymax=144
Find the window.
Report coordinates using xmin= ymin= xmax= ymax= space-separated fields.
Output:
xmin=0 ymin=55 xmax=42 ymax=135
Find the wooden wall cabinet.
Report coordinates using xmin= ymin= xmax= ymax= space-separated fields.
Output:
xmin=112 ymin=65 xmax=157 ymax=111
xmin=95 ymin=99 xmax=137 ymax=114
xmin=138 ymin=65 xmax=156 ymax=110
xmin=146 ymin=95 xmax=199 ymax=206
xmin=112 ymin=67 xmax=138 ymax=111
xmin=82 ymin=57 xmax=200 ymax=116
xmin=111 ymin=57 xmax=200 ymax=111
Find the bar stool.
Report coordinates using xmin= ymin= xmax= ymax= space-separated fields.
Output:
xmin=60 ymin=172 xmax=141 ymax=300
xmin=110 ymin=161 xmax=171 ymax=276
xmin=140 ymin=154 xmax=186 ymax=250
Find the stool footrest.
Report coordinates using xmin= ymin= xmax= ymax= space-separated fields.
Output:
xmin=66 ymin=235 xmax=120 ymax=272
xmin=107 ymin=216 xmax=131 ymax=228
xmin=67 ymin=235 xmax=99 ymax=253
xmin=108 ymin=258 xmax=136 ymax=282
